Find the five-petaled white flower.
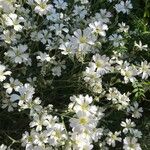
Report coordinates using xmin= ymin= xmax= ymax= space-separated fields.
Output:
xmin=106 ymin=131 xmax=121 ymax=147
xmin=115 ymin=0 xmax=133 ymax=14
xmin=123 ymin=137 xmax=141 ymax=150
xmin=89 ymin=21 xmax=108 ymax=36
xmin=34 ymin=0 xmax=53 ymax=16
xmin=5 ymin=44 xmax=30 ymax=64
xmin=121 ymin=119 xmax=135 ymax=134
xmin=134 ymin=41 xmax=148 ymax=51
xmin=2 ymin=13 xmax=24 ymax=31
xmin=138 ymin=61 xmax=150 ymax=79
xmin=127 ymin=102 xmax=143 ymax=119
xmin=0 ymin=64 xmax=11 ymax=82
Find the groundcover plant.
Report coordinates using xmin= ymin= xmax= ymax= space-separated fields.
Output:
xmin=0 ymin=0 xmax=150 ymax=149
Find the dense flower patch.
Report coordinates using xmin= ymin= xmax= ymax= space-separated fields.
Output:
xmin=0 ymin=0 xmax=150 ymax=149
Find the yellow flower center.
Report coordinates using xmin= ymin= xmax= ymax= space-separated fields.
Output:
xmin=125 ymin=71 xmax=132 ymax=77
xmin=40 ymin=3 xmax=47 ymax=9
xmin=79 ymin=36 xmax=87 ymax=43
xmin=96 ymin=61 xmax=103 ymax=68
xmin=79 ymin=117 xmax=88 ymax=125
xmin=81 ymin=103 xmax=88 ymax=110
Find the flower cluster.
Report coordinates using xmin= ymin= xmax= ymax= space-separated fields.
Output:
xmin=0 ymin=0 xmax=149 ymax=149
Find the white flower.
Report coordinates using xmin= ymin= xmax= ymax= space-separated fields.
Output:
xmin=52 ymin=61 xmax=66 ymax=77
xmin=117 ymin=93 xmax=130 ymax=110
xmin=83 ymin=65 xmax=103 ymax=94
xmin=0 ymin=64 xmax=11 ymax=82
xmin=75 ymin=0 xmax=89 ymax=4
xmin=107 ymin=87 xmax=120 ymax=101
xmin=109 ymin=34 xmax=124 ymax=47
xmin=138 ymin=61 xmax=150 ymax=79
xmin=59 ymin=42 xmax=75 ymax=55
xmin=70 ymin=95 xmax=93 ymax=113
xmin=30 ymin=113 xmax=45 ymax=131
xmin=90 ymin=54 xmax=111 ymax=75
xmin=34 ymin=0 xmax=53 ymax=16
xmin=115 ymin=0 xmax=133 ymax=14
xmin=127 ymin=102 xmax=143 ymax=118
xmin=107 ymin=0 xmax=114 ymax=2
xmin=30 ymin=112 xmax=57 ymax=131
xmin=83 ymin=65 xmax=100 ymax=83
xmin=2 ymin=96 xmax=17 ymax=112
xmin=36 ymin=52 xmax=51 ymax=62
xmin=131 ymin=129 xmax=142 ymax=139
xmin=99 ymin=141 xmax=109 ymax=150
xmin=0 ymin=0 xmax=15 ymax=13
xmin=92 ymin=128 xmax=103 ymax=142
xmin=134 ymin=41 xmax=148 ymax=51
xmin=0 ymin=144 xmax=7 ymax=150
xmin=48 ymin=123 xmax=67 ymax=146
xmin=115 ymin=59 xmax=127 ymax=71
xmin=46 ymin=7 xmax=60 ymax=22
xmin=83 ymin=54 xmax=111 ymax=93
xmin=3 ymin=77 xmax=22 ymax=94
xmin=34 ymin=131 xmax=49 ymax=146
xmin=5 ymin=44 xmax=30 ymax=65
xmin=53 ymin=0 xmax=67 ymax=10
xmin=2 ymin=13 xmax=24 ymax=31
xmin=106 ymin=131 xmax=121 ymax=147
xmin=92 ymin=80 xmax=103 ymax=94
xmin=89 ymin=21 xmax=108 ymax=36
xmin=50 ymin=23 xmax=69 ymax=36
xmin=107 ymin=88 xmax=130 ymax=110
xmin=21 ymin=131 xmax=35 ymax=150
xmin=69 ymin=111 xmax=97 ymax=132
xmin=121 ymin=119 xmax=135 ymax=134
xmin=0 ymin=30 xmax=20 ymax=44
xmin=73 ymin=5 xmax=87 ymax=19
xmin=37 ymin=30 xmax=52 ymax=44
xmin=10 ymin=83 xmax=35 ymax=108
xmin=70 ymin=28 xmax=97 ymax=54
xmin=123 ymin=137 xmax=141 ymax=150
xmin=95 ymin=9 xmax=112 ymax=23
xmin=118 ymin=22 xmax=129 ymax=33
xmin=121 ymin=65 xmax=138 ymax=83
xmin=28 ymin=97 xmax=43 ymax=115
xmin=73 ymin=28 xmax=91 ymax=45
xmin=52 ymin=66 xmax=62 ymax=77
xmin=70 ymin=133 xmax=93 ymax=150
xmin=27 ymin=77 xmax=37 ymax=86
